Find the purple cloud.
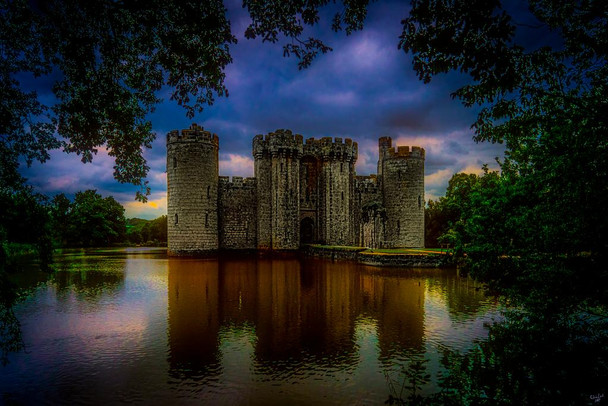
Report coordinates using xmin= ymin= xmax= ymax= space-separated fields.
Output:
xmin=18 ymin=1 xmax=510 ymax=219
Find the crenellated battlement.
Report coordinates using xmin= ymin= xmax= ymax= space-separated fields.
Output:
xmin=379 ymin=136 xmax=392 ymax=149
xmin=355 ymin=175 xmax=379 ymax=193
xmin=302 ymin=136 xmax=358 ymax=162
xmin=219 ymin=176 xmax=256 ymax=189
xmin=384 ymin=145 xmax=425 ymax=159
xmin=252 ymin=129 xmax=303 ymax=158
xmin=167 ymin=123 xmax=219 ymax=146
xmin=168 ymin=125 xmax=425 ymax=253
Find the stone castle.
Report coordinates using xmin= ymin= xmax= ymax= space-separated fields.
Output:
xmin=167 ymin=124 xmax=425 ymax=255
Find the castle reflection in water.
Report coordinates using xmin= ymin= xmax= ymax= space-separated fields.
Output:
xmin=167 ymin=257 xmax=488 ymax=380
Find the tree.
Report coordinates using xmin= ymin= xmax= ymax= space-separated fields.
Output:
xmin=396 ymin=2 xmax=608 ymax=401
xmin=398 ymin=0 xmax=608 ymax=309
xmin=0 ymin=185 xmax=53 ymax=272
xmin=425 ymin=172 xmax=483 ymax=247
xmin=1 ymin=0 xmax=381 ymax=199
xmin=1 ymin=0 xmax=236 ymax=199
xmin=65 ymin=190 xmax=126 ymax=247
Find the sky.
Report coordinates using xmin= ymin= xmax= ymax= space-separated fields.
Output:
xmin=19 ymin=0 xmax=512 ymax=219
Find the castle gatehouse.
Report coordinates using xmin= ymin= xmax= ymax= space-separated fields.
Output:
xmin=167 ymin=124 xmax=425 ymax=255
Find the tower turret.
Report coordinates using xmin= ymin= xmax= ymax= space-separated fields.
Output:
xmin=302 ymin=137 xmax=358 ymax=245
xmin=253 ymin=129 xmax=303 ymax=250
xmin=167 ymin=124 xmax=219 ymax=255
xmin=379 ymin=139 xmax=425 ymax=248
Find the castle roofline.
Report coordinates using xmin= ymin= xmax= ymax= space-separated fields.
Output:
xmin=384 ymin=145 xmax=425 ymax=159
xmin=167 ymin=123 xmax=219 ymax=146
xmin=302 ymin=136 xmax=358 ymax=162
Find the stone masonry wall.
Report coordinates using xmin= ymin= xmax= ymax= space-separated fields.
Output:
xmin=354 ymin=175 xmax=382 ymax=247
xmin=381 ymin=141 xmax=425 ymax=248
xmin=303 ymin=137 xmax=357 ymax=246
xmin=167 ymin=124 xmax=219 ymax=254
xmin=299 ymin=156 xmax=321 ymax=242
xmin=219 ymin=176 xmax=257 ymax=249
xmin=168 ymin=125 xmax=425 ymax=254
xmin=253 ymin=129 xmax=303 ymax=250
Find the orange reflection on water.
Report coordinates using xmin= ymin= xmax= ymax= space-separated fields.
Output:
xmin=168 ymin=259 xmax=220 ymax=377
xmin=167 ymin=257 xmax=433 ymax=379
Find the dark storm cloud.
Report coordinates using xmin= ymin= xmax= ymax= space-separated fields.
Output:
xmin=19 ymin=0 xmax=512 ymax=218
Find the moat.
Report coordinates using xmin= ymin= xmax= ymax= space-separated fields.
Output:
xmin=1 ymin=248 xmax=499 ymax=404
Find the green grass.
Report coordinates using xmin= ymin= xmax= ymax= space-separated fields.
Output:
xmin=306 ymin=244 xmax=447 ymax=256
xmin=306 ymin=244 xmax=367 ymax=252
xmin=361 ymin=248 xmax=446 ymax=255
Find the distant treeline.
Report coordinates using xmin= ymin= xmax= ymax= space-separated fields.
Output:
xmin=1 ymin=187 xmax=166 ymax=257
xmin=125 ymin=216 xmax=167 ymax=246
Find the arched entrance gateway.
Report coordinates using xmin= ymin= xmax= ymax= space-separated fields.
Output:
xmin=300 ymin=218 xmax=314 ymax=244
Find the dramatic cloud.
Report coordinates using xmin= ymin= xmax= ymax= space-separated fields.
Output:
xmin=19 ymin=1 xmax=507 ymax=219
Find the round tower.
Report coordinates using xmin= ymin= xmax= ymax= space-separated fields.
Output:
xmin=167 ymin=124 xmax=219 ymax=255
xmin=253 ymin=129 xmax=303 ymax=250
xmin=380 ymin=140 xmax=425 ymax=248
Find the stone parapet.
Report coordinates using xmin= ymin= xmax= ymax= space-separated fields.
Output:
xmin=355 ymin=175 xmax=379 ymax=194
xmin=219 ymin=176 xmax=256 ymax=189
xmin=252 ymin=129 xmax=303 ymax=158
xmin=303 ymin=136 xmax=358 ymax=162
xmin=167 ymin=123 xmax=219 ymax=146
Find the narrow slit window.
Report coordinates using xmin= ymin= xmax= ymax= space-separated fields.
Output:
xmin=418 ymin=195 xmax=421 ymax=209
xmin=207 ymin=185 xmax=211 ymax=199
xmin=397 ymin=220 xmax=400 ymax=235
xmin=341 ymin=191 xmax=344 ymax=201
xmin=173 ymin=157 xmax=177 ymax=169
xmin=174 ymin=213 xmax=178 ymax=225
xmin=205 ymin=213 xmax=209 ymax=227
xmin=340 ymin=163 xmax=343 ymax=172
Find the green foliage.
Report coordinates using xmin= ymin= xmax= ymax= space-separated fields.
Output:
xmin=51 ymin=190 xmax=127 ymax=247
xmin=243 ymin=0 xmax=370 ymax=69
xmin=435 ymin=307 xmax=608 ymax=405
xmin=425 ymin=172 xmax=483 ymax=248
xmin=400 ymin=1 xmax=608 ymax=404
xmin=386 ymin=357 xmax=432 ymax=406
xmin=126 ymin=215 xmax=167 ymax=246
xmin=1 ymin=0 xmax=236 ymax=199
xmin=0 ymin=296 xmax=23 ymax=367
xmin=400 ymin=0 xmax=608 ymax=309
xmin=0 ymin=185 xmax=53 ymax=272
xmin=0 ymin=183 xmax=47 ymax=364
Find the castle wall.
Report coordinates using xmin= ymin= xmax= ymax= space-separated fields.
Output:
xmin=254 ymin=146 xmax=272 ymax=249
xmin=218 ymin=177 xmax=257 ymax=249
xmin=167 ymin=125 xmax=425 ymax=254
xmin=299 ymin=156 xmax=321 ymax=243
xmin=303 ymin=137 xmax=357 ymax=246
xmin=380 ymin=138 xmax=425 ymax=248
xmin=253 ymin=130 xmax=303 ymax=250
xmin=354 ymin=175 xmax=382 ymax=247
xmin=167 ymin=124 xmax=219 ymax=254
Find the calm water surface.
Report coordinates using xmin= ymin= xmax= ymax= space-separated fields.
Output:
xmin=1 ymin=248 xmax=499 ymax=405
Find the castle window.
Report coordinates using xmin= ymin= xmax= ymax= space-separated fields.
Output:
xmin=173 ymin=157 xmax=177 ymax=169
xmin=418 ymin=195 xmax=421 ymax=209
xmin=207 ymin=185 xmax=211 ymax=199
xmin=174 ymin=213 xmax=178 ymax=225
xmin=397 ymin=220 xmax=400 ymax=235
xmin=341 ymin=191 xmax=344 ymax=201
xmin=205 ymin=213 xmax=209 ymax=227
xmin=340 ymin=163 xmax=343 ymax=172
